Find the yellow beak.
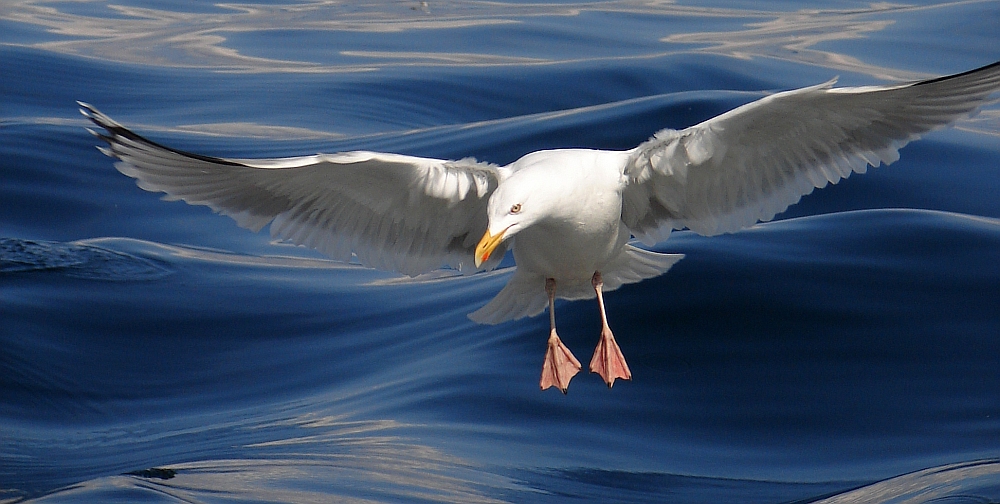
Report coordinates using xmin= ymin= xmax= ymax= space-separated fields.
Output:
xmin=474 ymin=228 xmax=506 ymax=268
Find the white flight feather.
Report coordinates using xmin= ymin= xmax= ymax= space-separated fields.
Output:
xmin=623 ymin=62 xmax=1000 ymax=243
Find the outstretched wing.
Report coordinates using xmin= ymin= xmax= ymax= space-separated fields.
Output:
xmin=80 ymin=102 xmax=505 ymax=275
xmin=622 ymin=61 xmax=1000 ymax=243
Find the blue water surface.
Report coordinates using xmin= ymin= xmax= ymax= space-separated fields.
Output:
xmin=3 ymin=1 xmax=1000 ymax=502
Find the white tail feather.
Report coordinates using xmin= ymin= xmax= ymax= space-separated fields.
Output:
xmin=468 ymin=245 xmax=684 ymax=325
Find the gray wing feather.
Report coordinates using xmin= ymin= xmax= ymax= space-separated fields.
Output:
xmin=623 ymin=60 xmax=1000 ymax=242
xmin=80 ymin=102 xmax=505 ymax=275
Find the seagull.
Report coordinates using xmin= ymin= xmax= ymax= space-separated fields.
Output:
xmin=80 ymin=60 xmax=1000 ymax=393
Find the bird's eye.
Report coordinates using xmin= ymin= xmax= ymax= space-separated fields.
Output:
xmin=509 ymin=203 xmax=522 ymax=214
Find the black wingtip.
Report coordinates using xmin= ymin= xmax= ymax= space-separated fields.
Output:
xmin=77 ymin=101 xmax=124 ymax=131
xmin=75 ymin=101 xmax=245 ymax=168
xmin=77 ymin=101 xmax=96 ymax=120
xmin=913 ymin=59 xmax=1000 ymax=87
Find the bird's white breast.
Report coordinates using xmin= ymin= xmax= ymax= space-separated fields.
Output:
xmin=507 ymin=149 xmax=631 ymax=281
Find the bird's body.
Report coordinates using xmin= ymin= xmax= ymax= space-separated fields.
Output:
xmin=467 ymin=148 xmax=682 ymax=328
xmin=81 ymin=60 xmax=1000 ymax=393
xmin=500 ymin=150 xmax=629 ymax=283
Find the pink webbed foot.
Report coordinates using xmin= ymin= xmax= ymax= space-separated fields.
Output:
xmin=589 ymin=271 xmax=632 ymax=388
xmin=540 ymin=330 xmax=582 ymax=393
xmin=589 ymin=326 xmax=632 ymax=388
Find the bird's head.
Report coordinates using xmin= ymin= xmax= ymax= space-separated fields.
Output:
xmin=474 ymin=177 xmax=542 ymax=268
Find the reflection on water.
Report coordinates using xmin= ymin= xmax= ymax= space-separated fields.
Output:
xmin=0 ymin=238 xmax=171 ymax=281
xmin=661 ymin=4 xmax=902 ymax=78
xmin=815 ymin=459 xmax=1000 ymax=504
xmin=3 ymin=0 xmax=989 ymax=78
xmin=20 ymin=412 xmax=511 ymax=503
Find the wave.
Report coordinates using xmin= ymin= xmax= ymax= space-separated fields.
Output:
xmin=19 ymin=457 xmax=1000 ymax=503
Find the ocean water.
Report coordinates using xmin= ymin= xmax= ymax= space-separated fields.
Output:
xmin=3 ymin=1 xmax=1000 ymax=502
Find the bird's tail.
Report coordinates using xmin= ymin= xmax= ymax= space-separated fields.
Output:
xmin=468 ymin=245 xmax=684 ymax=325
xmin=597 ymin=244 xmax=684 ymax=293
xmin=467 ymin=270 xmax=548 ymax=325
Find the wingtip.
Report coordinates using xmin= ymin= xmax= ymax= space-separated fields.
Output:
xmin=77 ymin=101 xmax=94 ymax=118
xmin=77 ymin=101 xmax=124 ymax=130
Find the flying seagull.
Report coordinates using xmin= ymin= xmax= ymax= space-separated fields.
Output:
xmin=80 ymin=60 xmax=1000 ymax=393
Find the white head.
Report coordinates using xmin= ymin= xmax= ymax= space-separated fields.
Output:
xmin=473 ymin=148 xmax=624 ymax=268
xmin=473 ymin=167 xmax=552 ymax=268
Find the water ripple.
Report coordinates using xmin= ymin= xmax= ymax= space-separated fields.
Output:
xmin=814 ymin=459 xmax=1000 ymax=504
xmin=0 ymin=237 xmax=172 ymax=281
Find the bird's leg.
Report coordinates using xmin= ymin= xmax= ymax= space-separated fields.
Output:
xmin=589 ymin=271 xmax=632 ymax=388
xmin=540 ymin=278 xmax=581 ymax=393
